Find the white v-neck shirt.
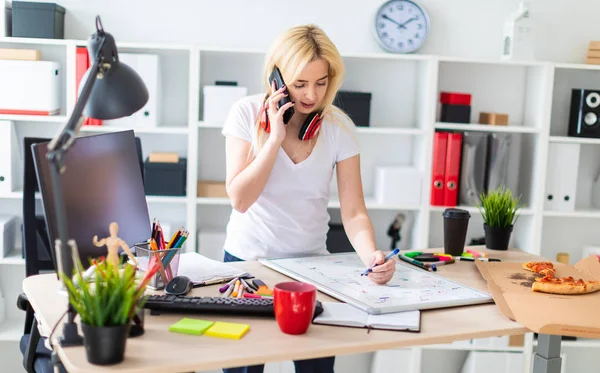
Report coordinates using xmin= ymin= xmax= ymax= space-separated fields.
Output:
xmin=220 ymin=94 xmax=360 ymax=260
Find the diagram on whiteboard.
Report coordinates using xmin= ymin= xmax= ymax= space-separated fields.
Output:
xmin=260 ymin=253 xmax=493 ymax=314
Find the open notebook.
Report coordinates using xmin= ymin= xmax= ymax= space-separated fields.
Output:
xmin=313 ymin=302 xmax=421 ymax=332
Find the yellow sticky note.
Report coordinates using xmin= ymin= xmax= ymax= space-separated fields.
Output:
xmin=205 ymin=321 xmax=250 ymax=340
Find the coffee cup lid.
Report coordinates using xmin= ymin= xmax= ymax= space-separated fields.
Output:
xmin=443 ymin=208 xmax=471 ymax=219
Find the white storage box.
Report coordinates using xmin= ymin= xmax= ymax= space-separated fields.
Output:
xmin=104 ymin=53 xmax=160 ymax=128
xmin=374 ymin=166 xmax=421 ymax=207
xmin=203 ymin=85 xmax=248 ymax=125
xmin=0 ymin=60 xmax=60 ymax=115
xmin=0 ymin=121 xmax=19 ymax=194
xmin=0 ymin=215 xmax=18 ymax=258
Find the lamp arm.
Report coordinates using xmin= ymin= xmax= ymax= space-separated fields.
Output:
xmin=44 ymin=35 xmax=105 ymax=348
xmin=46 ymin=50 xmax=102 ymax=282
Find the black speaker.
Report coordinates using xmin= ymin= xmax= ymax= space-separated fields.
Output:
xmin=568 ymin=89 xmax=600 ymax=138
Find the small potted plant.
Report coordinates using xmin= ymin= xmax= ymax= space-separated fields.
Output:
xmin=478 ymin=186 xmax=521 ymax=251
xmin=62 ymin=250 xmax=160 ymax=365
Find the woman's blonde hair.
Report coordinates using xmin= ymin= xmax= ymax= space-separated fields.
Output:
xmin=251 ymin=24 xmax=352 ymax=155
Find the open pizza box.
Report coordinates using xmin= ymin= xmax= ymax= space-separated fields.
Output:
xmin=476 ymin=255 xmax=600 ymax=339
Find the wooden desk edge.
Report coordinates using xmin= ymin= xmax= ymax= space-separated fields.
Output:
xmin=22 ymin=247 xmax=535 ymax=372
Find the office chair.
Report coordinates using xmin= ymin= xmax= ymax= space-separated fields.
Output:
xmin=17 ymin=135 xmax=145 ymax=373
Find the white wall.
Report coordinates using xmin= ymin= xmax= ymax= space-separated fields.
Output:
xmin=19 ymin=0 xmax=600 ymax=64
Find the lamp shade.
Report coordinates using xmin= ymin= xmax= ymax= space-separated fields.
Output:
xmin=78 ymin=21 xmax=149 ymax=121
xmin=81 ymin=62 xmax=149 ymax=120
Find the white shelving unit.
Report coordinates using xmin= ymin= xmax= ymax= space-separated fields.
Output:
xmin=2 ymin=36 xmax=600 ymax=373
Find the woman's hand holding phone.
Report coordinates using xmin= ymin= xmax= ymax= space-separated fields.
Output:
xmin=267 ymin=81 xmax=295 ymax=145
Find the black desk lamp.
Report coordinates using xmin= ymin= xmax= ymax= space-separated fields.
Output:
xmin=47 ymin=15 xmax=148 ymax=347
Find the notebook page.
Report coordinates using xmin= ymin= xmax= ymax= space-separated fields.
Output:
xmin=177 ymin=252 xmax=248 ymax=285
xmin=313 ymin=302 xmax=369 ymax=327
xmin=367 ymin=310 xmax=420 ymax=330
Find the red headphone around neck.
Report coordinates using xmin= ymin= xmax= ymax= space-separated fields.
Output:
xmin=259 ymin=100 xmax=323 ymax=141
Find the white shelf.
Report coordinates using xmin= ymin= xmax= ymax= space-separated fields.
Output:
xmin=429 ymin=205 xmax=534 ymax=215
xmin=0 ymin=36 xmax=70 ymax=46
xmin=0 ymin=318 xmax=25 ymax=342
xmin=549 ymin=136 xmax=600 ymax=145
xmin=197 ymin=197 xmax=230 ymax=205
xmin=554 ymin=62 xmax=600 ymax=71
xmin=532 ymin=339 xmax=600 ymax=348
xmin=0 ymin=114 xmax=67 ymax=123
xmin=0 ymin=190 xmax=40 ymax=199
xmin=327 ymin=197 xmax=420 ymax=211
xmin=80 ymin=125 xmax=189 ymax=135
xmin=146 ymin=196 xmax=187 ymax=204
xmin=437 ymin=55 xmax=545 ymax=67
xmin=543 ymin=209 xmax=600 ymax=219
xmin=198 ymin=121 xmax=223 ymax=129
xmin=0 ymin=250 xmax=24 ymax=265
xmin=434 ymin=122 xmax=540 ymax=134
xmin=356 ymin=127 xmax=424 ymax=135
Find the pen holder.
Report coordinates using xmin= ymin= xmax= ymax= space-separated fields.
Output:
xmin=134 ymin=242 xmax=181 ymax=290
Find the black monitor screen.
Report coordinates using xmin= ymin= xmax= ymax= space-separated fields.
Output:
xmin=32 ymin=130 xmax=151 ymax=269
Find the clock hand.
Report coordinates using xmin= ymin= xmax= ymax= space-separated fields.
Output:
xmin=382 ymin=14 xmax=406 ymax=29
xmin=400 ymin=17 xmax=418 ymax=27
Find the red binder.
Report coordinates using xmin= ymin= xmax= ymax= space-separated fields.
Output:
xmin=75 ymin=47 xmax=103 ymax=126
xmin=430 ymin=132 xmax=448 ymax=206
xmin=443 ymin=132 xmax=463 ymax=206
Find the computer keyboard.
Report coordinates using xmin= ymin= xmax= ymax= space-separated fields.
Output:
xmin=142 ymin=294 xmax=324 ymax=318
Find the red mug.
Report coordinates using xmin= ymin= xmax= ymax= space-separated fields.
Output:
xmin=273 ymin=282 xmax=317 ymax=335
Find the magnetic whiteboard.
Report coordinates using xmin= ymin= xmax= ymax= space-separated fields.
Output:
xmin=259 ymin=253 xmax=493 ymax=314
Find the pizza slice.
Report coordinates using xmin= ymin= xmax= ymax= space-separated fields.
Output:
xmin=522 ymin=261 xmax=556 ymax=277
xmin=532 ymin=274 xmax=600 ymax=295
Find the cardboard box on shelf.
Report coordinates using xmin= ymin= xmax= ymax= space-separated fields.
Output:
xmin=476 ymin=255 xmax=600 ymax=338
xmin=587 ymin=41 xmax=600 ymax=65
xmin=197 ymin=181 xmax=228 ymax=198
xmin=479 ymin=112 xmax=509 ymax=126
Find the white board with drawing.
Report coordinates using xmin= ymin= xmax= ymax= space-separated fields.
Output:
xmin=259 ymin=253 xmax=493 ymax=314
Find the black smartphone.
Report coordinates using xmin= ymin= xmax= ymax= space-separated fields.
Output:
xmin=268 ymin=66 xmax=295 ymax=124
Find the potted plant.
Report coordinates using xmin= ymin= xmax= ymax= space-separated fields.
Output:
xmin=478 ymin=186 xmax=521 ymax=251
xmin=62 ymin=250 xmax=160 ymax=365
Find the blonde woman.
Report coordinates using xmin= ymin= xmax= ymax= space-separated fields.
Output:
xmin=220 ymin=24 xmax=396 ymax=373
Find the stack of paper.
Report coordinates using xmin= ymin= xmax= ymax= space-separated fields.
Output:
xmin=177 ymin=252 xmax=249 ymax=286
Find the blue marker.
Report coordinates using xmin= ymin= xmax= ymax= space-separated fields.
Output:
xmin=361 ymin=248 xmax=400 ymax=276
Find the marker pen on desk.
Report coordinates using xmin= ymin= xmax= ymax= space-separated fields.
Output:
xmin=219 ymin=277 xmax=238 ymax=293
xmin=361 ymin=248 xmax=400 ymax=276
xmin=454 ymin=257 xmax=475 ymax=262
xmin=398 ymin=255 xmax=437 ymax=272
xmin=428 ymin=259 xmax=455 ymax=266
xmin=222 ymin=283 xmax=235 ymax=298
xmin=466 ymin=249 xmax=486 ymax=258
xmin=477 ymin=258 xmax=501 ymax=262
xmin=240 ymin=278 xmax=254 ymax=293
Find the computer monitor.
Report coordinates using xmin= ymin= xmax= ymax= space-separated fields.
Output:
xmin=31 ymin=130 xmax=151 ymax=273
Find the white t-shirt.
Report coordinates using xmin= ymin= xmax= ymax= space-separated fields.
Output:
xmin=220 ymin=94 xmax=360 ymax=260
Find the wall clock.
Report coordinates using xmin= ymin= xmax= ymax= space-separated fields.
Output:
xmin=373 ymin=0 xmax=430 ymax=53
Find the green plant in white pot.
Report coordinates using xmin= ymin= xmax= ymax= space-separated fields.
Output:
xmin=478 ymin=186 xmax=521 ymax=251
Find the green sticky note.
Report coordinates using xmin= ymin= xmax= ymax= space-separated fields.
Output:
xmin=169 ymin=318 xmax=214 ymax=335
xmin=404 ymin=251 xmax=422 ymax=258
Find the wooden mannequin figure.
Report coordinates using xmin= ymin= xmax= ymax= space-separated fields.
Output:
xmin=93 ymin=222 xmax=138 ymax=269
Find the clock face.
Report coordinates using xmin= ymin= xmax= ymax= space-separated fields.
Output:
xmin=373 ymin=0 xmax=430 ymax=53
